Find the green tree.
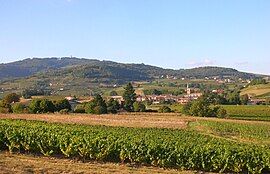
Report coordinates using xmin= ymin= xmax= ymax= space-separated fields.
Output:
xmin=107 ymin=98 xmax=120 ymax=114
xmin=3 ymin=93 xmax=20 ymax=104
xmin=227 ymin=91 xmax=240 ymax=105
xmin=189 ymin=99 xmax=213 ymax=117
xmin=54 ymin=99 xmax=71 ymax=112
xmin=28 ymin=99 xmax=55 ymax=113
xmin=122 ymin=83 xmax=136 ymax=112
xmin=158 ymin=106 xmax=172 ymax=113
xmin=85 ymin=94 xmax=107 ymax=114
xmin=240 ymin=94 xmax=249 ymax=105
xmin=40 ymin=99 xmax=55 ymax=113
xmin=12 ymin=103 xmax=26 ymax=114
xmin=215 ymin=107 xmax=227 ymax=118
xmin=28 ymin=99 xmax=42 ymax=114
xmin=133 ymin=101 xmax=146 ymax=112
xmin=0 ymin=100 xmax=11 ymax=113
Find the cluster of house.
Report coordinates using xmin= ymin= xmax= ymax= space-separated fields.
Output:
xmin=110 ymin=85 xmax=203 ymax=105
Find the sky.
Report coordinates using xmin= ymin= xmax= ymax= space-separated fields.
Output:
xmin=0 ymin=0 xmax=269 ymax=74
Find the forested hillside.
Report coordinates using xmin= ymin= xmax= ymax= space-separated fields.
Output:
xmin=0 ymin=57 xmax=262 ymax=82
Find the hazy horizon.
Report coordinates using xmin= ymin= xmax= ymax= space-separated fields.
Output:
xmin=0 ymin=0 xmax=269 ymax=75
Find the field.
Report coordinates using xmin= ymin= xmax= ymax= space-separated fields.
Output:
xmin=0 ymin=113 xmax=270 ymax=173
xmin=241 ymin=83 xmax=270 ymax=98
xmin=222 ymin=105 xmax=270 ymax=121
xmin=0 ymin=152 xmax=191 ymax=174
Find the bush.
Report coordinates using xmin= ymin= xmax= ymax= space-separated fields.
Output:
xmin=3 ymin=93 xmax=20 ymax=104
xmin=59 ymin=109 xmax=69 ymax=114
xmin=216 ymin=107 xmax=227 ymax=118
xmin=158 ymin=106 xmax=172 ymax=113
xmin=11 ymin=103 xmax=26 ymax=114
xmin=133 ymin=102 xmax=146 ymax=112
xmin=29 ymin=99 xmax=55 ymax=114
xmin=74 ymin=105 xmax=86 ymax=113
xmin=182 ymin=98 xmax=227 ymax=118
xmin=0 ymin=100 xmax=11 ymax=113
xmin=189 ymin=99 xmax=213 ymax=117
xmin=107 ymin=98 xmax=120 ymax=114
xmin=54 ymin=99 xmax=71 ymax=112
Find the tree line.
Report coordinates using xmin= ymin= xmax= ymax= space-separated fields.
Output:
xmin=0 ymin=83 xmax=147 ymax=114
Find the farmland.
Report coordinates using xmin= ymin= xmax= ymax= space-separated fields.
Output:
xmin=222 ymin=105 xmax=270 ymax=121
xmin=0 ymin=113 xmax=270 ymax=173
xmin=0 ymin=152 xmax=190 ymax=174
xmin=241 ymin=83 xmax=270 ymax=98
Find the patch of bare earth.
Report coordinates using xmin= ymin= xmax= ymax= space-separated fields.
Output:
xmin=0 ymin=113 xmax=191 ymax=129
xmin=1 ymin=113 xmax=269 ymax=130
xmin=0 ymin=152 xmax=201 ymax=174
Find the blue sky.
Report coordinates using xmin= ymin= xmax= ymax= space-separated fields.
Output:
xmin=0 ymin=0 xmax=269 ymax=74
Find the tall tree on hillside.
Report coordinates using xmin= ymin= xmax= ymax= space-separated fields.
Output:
xmin=122 ymin=82 xmax=136 ymax=112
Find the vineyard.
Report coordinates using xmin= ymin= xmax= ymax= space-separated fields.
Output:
xmin=222 ymin=105 xmax=270 ymax=121
xmin=190 ymin=120 xmax=270 ymax=145
xmin=0 ymin=119 xmax=270 ymax=173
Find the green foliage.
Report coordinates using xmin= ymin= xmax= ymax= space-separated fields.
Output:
xmin=122 ymin=83 xmax=136 ymax=112
xmin=85 ymin=94 xmax=107 ymax=114
xmin=249 ymin=78 xmax=267 ymax=86
xmin=222 ymin=105 xmax=270 ymax=121
xmin=3 ymin=93 xmax=20 ymax=104
xmin=133 ymin=102 xmax=146 ymax=112
xmin=215 ymin=106 xmax=227 ymax=118
xmin=183 ymin=98 xmax=227 ymax=117
xmin=0 ymin=100 xmax=11 ymax=113
xmin=0 ymin=119 xmax=269 ymax=173
xmin=29 ymin=99 xmax=55 ymax=114
xmin=226 ymin=91 xmax=241 ymax=105
xmin=158 ymin=106 xmax=172 ymax=113
xmin=59 ymin=109 xmax=69 ymax=114
xmin=201 ymin=92 xmax=227 ymax=105
xmin=107 ymin=98 xmax=120 ymax=114
xmin=189 ymin=99 xmax=214 ymax=117
xmin=11 ymin=103 xmax=27 ymax=114
xmin=40 ymin=99 xmax=55 ymax=113
xmin=53 ymin=99 xmax=71 ymax=112
xmin=240 ymin=94 xmax=249 ymax=105
xmin=73 ymin=104 xmax=86 ymax=113
xmin=109 ymin=91 xmax=118 ymax=96
xmin=192 ymin=120 xmax=270 ymax=145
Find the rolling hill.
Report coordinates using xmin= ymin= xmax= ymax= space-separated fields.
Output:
xmin=0 ymin=57 xmax=268 ymax=97
xmin=0 ymin=57 xmax=263 ymax=82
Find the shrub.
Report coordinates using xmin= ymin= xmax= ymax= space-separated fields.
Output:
xmin=107 ymin=98 xmax=120 ymax=114
xmin=29 ymin=99 xmax=55 ymax=114
xmin=158 ymin=106 xmax=172 ymax=113
xmin=3 ymin=93 xmax=20 ymax=104
xmin=54 ymin=99 xmax=71 ymax=112
xmin=74 ymin=105 xmax=86 ymax=113
xmin=59 ymin=109 xmax=69 ymax=114
xmin=133 ymin=102 xmax=146 ymax=112
xmin=0 ymin=100 xmax=11 ymax=113
xmin=216 ymin=107 xmax=227 ymax=118
xmin=11 ymin=103 xmax=26 ymax=114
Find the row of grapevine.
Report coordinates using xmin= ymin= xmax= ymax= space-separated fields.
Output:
xmin=222 ymin=105 xmax=270 ymax=121
xmin=0 ymin=119 xmax=269 ymax=173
